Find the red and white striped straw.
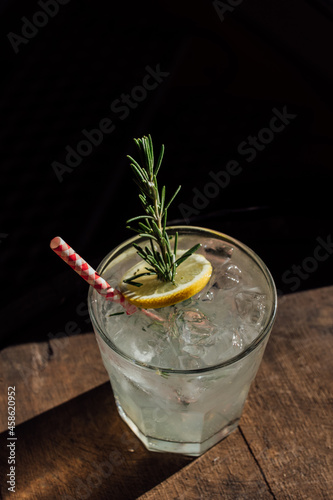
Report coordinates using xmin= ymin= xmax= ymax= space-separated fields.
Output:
xmin=50 ymin=236 xmax=137 ymax=315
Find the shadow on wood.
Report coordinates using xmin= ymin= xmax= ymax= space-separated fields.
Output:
xmin=0 ymin=382 xmax=192 ymax=499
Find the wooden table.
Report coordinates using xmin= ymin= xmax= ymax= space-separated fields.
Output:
xmin=0 ymin=286 xmax=332 ymax=499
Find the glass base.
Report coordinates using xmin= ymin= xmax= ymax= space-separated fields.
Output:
xmin=116 ymin=400 xmax=239 ymax=457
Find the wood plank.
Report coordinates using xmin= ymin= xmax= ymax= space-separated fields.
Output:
xmin=0 ymin=333 xmax=108 ymax=432
xmin=1 ymin=286 xmax=332 ymax=499
xmin=0 ymin=380 xmax=271 ymax=500
xmin=239 ymin=286 xmax=333 ymax=499
xmin=0 ymin=383 xmax=192 ymax=499
xmin=140 ymin=286 xmax=333 ymax=499
xmin=138 ymin=429 xmax=274 ymax=500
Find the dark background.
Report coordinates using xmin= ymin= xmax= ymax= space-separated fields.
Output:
xmin=1 ymin=0 xmax=332 ymax=348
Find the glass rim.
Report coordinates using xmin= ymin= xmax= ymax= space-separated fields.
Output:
xmin=88 ymin=225 xmax=277 ymax=374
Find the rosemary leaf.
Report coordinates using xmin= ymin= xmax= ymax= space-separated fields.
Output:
xmin=154 ymin=144 xmax=165 ymax=176
xmin=130 ymin=162 xmax=148 ymax=183
xmin=151 ymin=219 xmax=163 ymax=239
xmin=139 ymin=233 xmax=159 ymax=242
xmin=165 ymin=185 xmax=181 ymax=211
xmin=123 ymin=271 xmax=156 ymax=284
xmin=160 ymin=185 xmax=166 ymax=216
xmin=124 ymin=280 xmax=143 ymax=288
xmin=174 ymin=231 xmax=178 ymax=257
xmin=144 ymin=246 xmax=153 ymax=256
xmin=162 ymin=210 xmax=167 ymax=233
xmin=127 ymin=215 xmax=154 ymax=223
xmin=125 ymin=135 xmax=200 ymax=283
xmin=175 ymin=243 xmax=202 ymax=267
xmin=127 ymin=154 xmax=142 ymax=172
xmin=146 ymin=205 xmax=155 ymax=217
xmin=138 ymin=222 xmax=151 ymax=233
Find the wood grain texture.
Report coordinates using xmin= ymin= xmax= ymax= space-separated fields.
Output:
xmin=0 ymin=333 xmax=108 ymax=432
xmin=0 ymin=287 xmax=332 ymax=499
xmin=240 ymin=287 xmax=333 ymax=500
xmin=138 ymin=428 xmax=274 ymax=500
xmin=139 ymin=287 xmax=333 ymax=500
xmin=0 ymin=383 xmax=192 ymax=499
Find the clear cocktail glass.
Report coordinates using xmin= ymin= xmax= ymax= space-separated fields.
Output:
xmin=88 ymin=226 xmax=277 ymax=456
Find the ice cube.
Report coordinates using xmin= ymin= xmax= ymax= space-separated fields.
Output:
xmin=177 ymin=309 xmax=218 ymax=367
xmin=218 ymin=264 xmax=242 ymax=290
xmin=182 ymin=344 xmax=202 ymax=356
xmin=232 ymin=328 xmax=244 ymax=349
xmin=235 ymin=291 xmax=266 ymax=325
xmin=129 ymin=337 xmax=156 ymax=363
xmin=197 ymin=288 xmax=215 ymax=302
xmin=204 ymin=241 xmax=234 ymax=260
xmin=162 ymin=307 xmax=182 ymax=338
xmin=200 ymin=345 xmax=220 ymax=366
xmin=181 ymin=310 xmax=217 ymax=346
xmin=177 ymin=355 xmax=201 ymax=370
xmin=174 ymin=377 xmax=208 ymax=404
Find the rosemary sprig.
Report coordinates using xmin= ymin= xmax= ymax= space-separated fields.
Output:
xmin=124 ymin=134 xmax=200 ymax=285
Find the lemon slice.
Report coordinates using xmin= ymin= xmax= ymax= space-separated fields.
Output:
xmin=121 ymin=251 xmax=212 ymax=309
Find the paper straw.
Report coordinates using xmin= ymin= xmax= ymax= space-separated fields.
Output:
xmin=50 ymin=237 xmax=164 ymax=322
xmin=50 ymin=236 xmax=137 ymax=315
